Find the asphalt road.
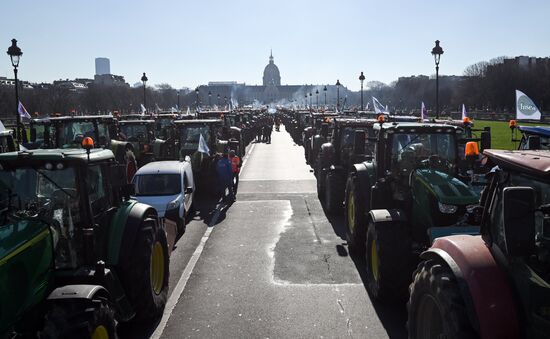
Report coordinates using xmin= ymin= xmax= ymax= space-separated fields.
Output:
xmin=121 ymin=125 xmax=407 ymax=339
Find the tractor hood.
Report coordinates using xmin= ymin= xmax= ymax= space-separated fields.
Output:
xmin=414 ymin=169 xmax=478 ymax=206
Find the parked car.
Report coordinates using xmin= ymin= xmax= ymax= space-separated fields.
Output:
xmin=132 ymin=160 xmax=195 ymax=239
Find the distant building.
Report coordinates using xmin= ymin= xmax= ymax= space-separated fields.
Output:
xmin=95 ymin=57 xmax=110 ymax=75
xmin=93 ymin=74 xmax=128 ymax=87
xmin=263 ymin=50 xmax=281 ymax=86
xmin=53 ymin=79 xmax=89 ymax=92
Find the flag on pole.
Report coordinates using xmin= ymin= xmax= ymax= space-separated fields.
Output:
xmin=0 ymin=120 xmax=6 ymax=132
xmin=372 ymin=97 xmax=388 ymax=114
xmin=18 ymin=101 xmax=31 ymax=120
xmin=170 ymin=107 xmax=177 ymax=113
xmin=516 ymin=90 xmax=541 ymax=120
xmin=197 ymin=133 xmax=210 ymax=154
xmin=421 ymin=102 xmax=428 ymax=120
xmin=186 ymin=107 xmax=191 ymax=115
xmin=461 ymin=104 xmax=467 ymax=120
xmin=140 ymin=104 xmax=146 ymax=115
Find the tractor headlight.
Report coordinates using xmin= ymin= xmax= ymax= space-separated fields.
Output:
xmin=166 ymin=199 xmax=180 ymax=210
xmin=438 ymin=202 xmax=458 ymax=214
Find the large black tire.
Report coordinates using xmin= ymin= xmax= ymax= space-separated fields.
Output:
xmin=316 ymin=165 xmax=327 ymax=201
xmin=344 ymin=175 xmax=366 ymax=253
xmin=324 ymin=171 xmax=345 ymax=215
xmin=407 ymin=259 xmax=478 ymax=339
xmin=119 ymin=219 xmax=169 ymax=322
xmin=365 ymin=219 xmax=412 ymax=302
xmin=42 ymin=299 xmax=117 ymax=339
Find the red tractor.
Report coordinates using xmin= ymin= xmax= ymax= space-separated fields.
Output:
xmin=407 ymin=149 xmax=550 ymax=339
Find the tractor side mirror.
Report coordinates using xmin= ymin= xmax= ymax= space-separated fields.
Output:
xmin=480 ymin=129 xmax=491 ymax=151
xmin=502 ymin=186 xmax=536 ymax=257
xmin=526 ymin=136 xmax=541 ymax=150
xmin=30 ymin=127 xmax=37 ymax=142
xmin=354 ymin=130 xmax=366 ymax=155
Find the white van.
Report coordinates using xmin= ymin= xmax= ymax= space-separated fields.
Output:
xmin=132 ymin=160 xmax=195 ymax=238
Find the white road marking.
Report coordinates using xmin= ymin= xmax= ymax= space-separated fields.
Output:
xmin=151 ymin=140 xmax=257 ymax=338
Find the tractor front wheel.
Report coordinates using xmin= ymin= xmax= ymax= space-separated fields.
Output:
xmin=407 ymin=259 xmax=477 ymax=339
xmin=324 ymin=171 xmax=344 ymax=215
xmin=120 ymin=218 xmax=169 ymax=322
xmin=365 ymin=219 xmax=411 ymax=302
xmin=42 ymin=299 xmax=117 ymax=339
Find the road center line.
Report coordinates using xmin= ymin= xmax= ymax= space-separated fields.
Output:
xmin=151 ymin=139 xmax=257 ymax=338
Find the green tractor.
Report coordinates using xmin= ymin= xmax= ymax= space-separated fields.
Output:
xmin=27 ymin=115 xmax=138 ymax=182
xmin=344 ymin=122 xmax=483 ymax=301
xmin=408 ymin=149 xmax=550 ymax=339
xmin=0 ymin=130 xmax=17 ymax=153
xmin=118 ymin=119 xmax=166 ymax=166
xmin=0 ymin=146 xmax=170 ymax=337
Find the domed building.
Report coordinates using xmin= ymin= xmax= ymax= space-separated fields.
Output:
xmin=263 ymin=50 xmax=281 ymax=86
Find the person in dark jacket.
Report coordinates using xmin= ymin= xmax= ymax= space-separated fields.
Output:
xmin=216 ymin=151 xmax=234 ymax=202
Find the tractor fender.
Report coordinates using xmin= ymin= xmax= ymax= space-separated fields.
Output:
xmin=368 ymin=209 xmax=407 ymax=224
xmin=421 ymin=235 xmax=520 ymax=339
xmin=47 ymin=285 xmax=110 ymax=302
xmin=111 ymin=202 xmax=159 ymax=266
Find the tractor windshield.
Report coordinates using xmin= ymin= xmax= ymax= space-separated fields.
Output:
xmin=120 ymin=124 xmax=149 ymax=141
xmin=391 ymin=132 xmax=456 ymax=175
xmin=58 ymin=121 xmax=96 ymax=148
xmin=179 ymin=125 xmax=211 ymax=152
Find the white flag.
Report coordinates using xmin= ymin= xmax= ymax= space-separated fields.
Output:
xmin=461 ymin=104 xmax=467 ymax=120
xmin=171 ymin=107 xmax=177 ymax=113
xmin=197 ymin=133 xmax=210 ymax=154
xmin=140 ymin=104 xmax=146 ymax=115
xmin=0 ymin=120 xmax=5 ymax=132
xmin=372 ymin=97 xmax=388 ymax=114
xmin=516 ymin=90 xmax=541 ymax=120
xmin=186 ymin=107 xmax=191 ymax=115
xmin=421 ymin=102 xmax=428 ymax=120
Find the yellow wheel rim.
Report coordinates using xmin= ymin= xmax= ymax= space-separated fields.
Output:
xmin=371 ymin=239 xmax=379 ymax=281
xmin=150 ymin=241 xmax=165 ymax=295
xmin=91 ymin=325 xmax=109 ymax=339
xmin=348 ymin=191 xmax=355 ymax=233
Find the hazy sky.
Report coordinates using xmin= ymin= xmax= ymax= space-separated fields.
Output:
xmin=1 ymin=0 xmax=549 ymax=91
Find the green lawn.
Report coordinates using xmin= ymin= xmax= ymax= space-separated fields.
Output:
xmin=471 ymin=120 xmax=550 ymax=150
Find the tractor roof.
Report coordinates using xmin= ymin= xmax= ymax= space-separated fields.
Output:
xmin=119 ymin=120 xmax=155 ymax=124
xmin=48 ymin=115 xmax=116 ymax=122
xmin=518 ymin=126 xmax=550 ymax=138
xmin=333 ymin=117 xmax=378 ymax=126
xmin=0 ymin=130 xmax=13 ymax=137
xmin=0 ymin=148 xmax=115 ymax=163
xmin=378 ymin=122 xmax=459 ymax=132
xmin=483 ymin=149 xmax=550 ymax=180
xmin=174 ymin=119 xmax=222 ymax=124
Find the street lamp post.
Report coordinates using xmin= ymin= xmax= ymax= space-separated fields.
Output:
xmin=7 ymin=39 xmax=23 ymax=140
xmin=336 ymin=80 xmax=341 ymax=111
xmin=141 ymin=72 xmax=148 ymax=113
xmin=431 ymin=40 xmax=444 ymax=118
xmin=304 ymin=94 xmax=308 ymax=108
xmin=323 ymin=86 xmax=327 ymax=107
xmin=315 ymin=89 xmax=319 ymax=109
xmin=177 ymin=90 xmax=180 ymax=111
xmin=217 ymin=94 xmax=220 ymax=106
xmin=309 ymin=92 xmax=312 ymax=109
xmin=359 ymin=71 xmax=365 ymax=110
xmin=208 ymin=90 xmax=212 ymax=107
xmin=195 ymin=87 xmax=200 ymax=109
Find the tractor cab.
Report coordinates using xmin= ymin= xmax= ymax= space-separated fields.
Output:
xmin=26 ymin=118 xmax=53 ymax=149
xmin=154 ymin=113 xmax=180 ymax=140
xmin=511 ymin=124 xmax=550 ymax=150
xmin=0 ymin=130 xmax=16 ymax=153
xmin=118 ymin=120 xmax=166 ymax=166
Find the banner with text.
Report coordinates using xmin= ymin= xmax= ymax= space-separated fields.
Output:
xmin=516 ymin=90 xmax=541 ymax=120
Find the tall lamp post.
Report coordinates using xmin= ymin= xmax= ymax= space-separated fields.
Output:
xmin=315 ymin=89 xmax=319 ymax=109
xmin=7 ymin=39 xmax=23 ymax=140
xmin=195 ymin=87 xmax=200 ymax=109
xmin=208 ymin=90 xmax=212 ymax=107
xmin=336 ymin=80 xmax=341 ymax=111
xmin=323 ymin=86 xmax=327 ymax=107
xmin=217 ymin=94 xmax=220 ymax=106
xmin=359 ymin=71 xmax=365 ymax=110
xmin=309 ymin=92 xmax=312 ymax=109
xmin=431 ymin=40 xmax=444 ymax=118
xmin=304 ymin=93 xmax=308 ymax=108
xmin=177 ymin=90 xmax=180 ymax=111
xmin=141 ymin=72 xmax=148 ymax=113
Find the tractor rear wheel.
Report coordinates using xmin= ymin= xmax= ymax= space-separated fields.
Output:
xmin=119 ymin=219 xmax=169 ymax=322
xmin=324 ymin=171 xmax=344 ymax=215
xmin=407 ymin=259 xmax=477 ymax=339
xmin=365 ymin=219 xmax=412 ymax=302
xmin=316 ymin=165 xmax=326 ymax=201
xmin=345 ymin=175 xmax=367 ymax=254
xmin=42 ymin=299 xmax=117 ymax=339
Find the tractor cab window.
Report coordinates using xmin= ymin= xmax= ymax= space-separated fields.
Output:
xmin=339 ymin=127 xmax=354 ymax=147
xmin=520 ymin=135 xmax=550 ymax=150
xmin=59 ymin=121 xmax=95 ymax=148
xmin=96 ymin=123 xmax=110 ymax=146
xmin=0 ymin=165 xmax=82 ymax=268
xmin=120 ymin=124 xmax=148 ymax=142
xmin=391 ymin=132 xmax=456 ymax=176
xmin=179 ymin=125 xmax=210 ymax=152
xmin=88 ymin=165 xmax=109 ymax=216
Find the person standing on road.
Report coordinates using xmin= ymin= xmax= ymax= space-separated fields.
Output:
xmin=229 ymin=149 xmax=241 ymax=195
xmin=266 ymin=123 xmax=272 ymax=144
xmin=216 ymin=151 xmax=234 ymax=202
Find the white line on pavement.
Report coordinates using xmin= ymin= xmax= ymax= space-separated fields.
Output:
xmin=151 ymin=141 xmax=256 ymax=338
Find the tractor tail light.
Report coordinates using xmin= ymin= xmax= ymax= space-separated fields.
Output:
xmin=465 ymin=141 xmax=479 ymax=158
